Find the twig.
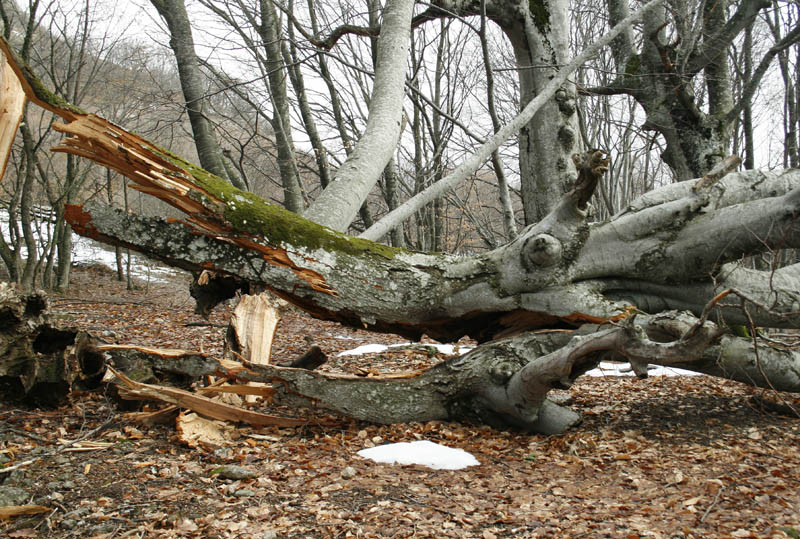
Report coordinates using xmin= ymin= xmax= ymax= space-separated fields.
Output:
xmin=0 ymin=458 xmax=38 ymax=474
xmin=700 ymin=487 xmax=724 ymax=523
xmin=683 ymin=288 xmax=731 ymax=340
xmin=184 ymin=322 xmax=228 ymax=327
xmin=0 ymin=424 xmax=48 ymax=442
xmin=52 ymin=298 xmax=155 ymax=306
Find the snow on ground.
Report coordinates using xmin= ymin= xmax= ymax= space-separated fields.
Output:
xmin=357 ymin=440 xmax=480 ymax=470
xmin=585 ymin=361 xmax=701 ymax=378
xmin=71 ymin=235 xmax=181 ymax=283
xmin=338 ymin=344 xmax=700 ymax=378
xmin=1 ymin=209 xmax=182 ymax=283
xmin=337 ymin=342 xmax=472 ymax=357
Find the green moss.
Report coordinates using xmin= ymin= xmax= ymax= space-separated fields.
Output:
xmin=730 ymin=324 xmax=752 ymax=339
xmin=152 ymin=147 xmax=402 ymax=260
xmin=25 ymin=66 xmax=85 ymax=114
xmin=1 ymin=39 xmax=85 ymax=115
xmin=778 ymin=527 xmax=799 ymax=539
xmin=528 ymin=0 xmax=551 ymax=34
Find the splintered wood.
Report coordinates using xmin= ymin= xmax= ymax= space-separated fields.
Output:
xmin=226 ymin=293 xmax=283 ymax=403
xmin=0 ymin=51 xmax=25 ymax=181
xmin=227 ymin=293 xmax=283 ymax=366
xmin=104 ymin=366 xmax=308 ymax=428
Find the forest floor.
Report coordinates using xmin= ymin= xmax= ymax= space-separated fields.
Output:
xmin=1 ymin=264 xmax=799 ymax=538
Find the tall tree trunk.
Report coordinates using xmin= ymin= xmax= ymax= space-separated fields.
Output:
xmin=149 ymin=0 xmax=246 ymax=190
xmin=594 ymin=0 xmax=772 ymax=180
xmin=741 ymin=24 xmax=755 ymax=170
xmin=304 ymin=0 xmax=415 ymax=231
xmin=503 ymin=0 xmax=581 ymax=224
xmin=257 ymin=0 xmax=305 ymax=213
xmin=18 ymin=119 xmax=38 ymax=291
xmin=362 ymin=0 xmax=666 ymax=241
xmin=282 ymin=8 xmax=331 ymax=190
xmin=480 ymin=0 xmax=517 ymax=240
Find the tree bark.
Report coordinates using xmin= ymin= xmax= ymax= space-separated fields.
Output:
xmin=304 ymin=0 xmax=415 ymax=231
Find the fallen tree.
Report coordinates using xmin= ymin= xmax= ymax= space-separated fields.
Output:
xmin=1 ymin=31 xmax=800 ymax=434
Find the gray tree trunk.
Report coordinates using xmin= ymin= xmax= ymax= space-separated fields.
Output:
xmin=305 ymin=0 xmax=415 ymax=231
xmin=256 ymin=0 xmax=305 ymax=213
xmin=149 ymin=0 xmax=246 ymax=190
xmin=592 ymin=0 xmax=775 ymax=180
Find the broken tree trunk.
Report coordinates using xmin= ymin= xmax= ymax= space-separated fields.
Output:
xmin=2 ymin=41 xmax=800 ymax=434
xmin=90 ymin=311 xmax=799 ymax=434
xmin=225 ymin=292 xmax=282 ymax=365
xmin=225 ymin=291 xmax=284 ymax=402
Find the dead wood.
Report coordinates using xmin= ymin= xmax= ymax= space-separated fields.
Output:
xmin=285 ymin=346 xmax=328 ymax=370
xmin=0 ymin=283 xmax=101 ymax=404
xmin=104 ymin=366 xmax=310 ymax=427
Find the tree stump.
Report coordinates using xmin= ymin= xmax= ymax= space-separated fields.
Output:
xmin=0 ymin=283 xmax=100 ymax=405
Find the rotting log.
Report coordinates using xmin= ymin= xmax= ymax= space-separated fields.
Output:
xmin=0 ymin=283 xmax=102 ymax=404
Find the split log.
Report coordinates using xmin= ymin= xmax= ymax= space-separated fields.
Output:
xmin=226 ymin=292 xmax=284 ymax=364
xmin=225 ymin=292 xmax=284 ymax=402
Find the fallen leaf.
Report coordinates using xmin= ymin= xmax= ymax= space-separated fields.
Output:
xmin=682 ymin=496 xmax=702 ymax=507
xmin=0 ymin=505 xmax=51 ymax=520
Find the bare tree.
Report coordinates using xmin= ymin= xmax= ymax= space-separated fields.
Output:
xmin=148 ymin=0 xmax=247 ymax=190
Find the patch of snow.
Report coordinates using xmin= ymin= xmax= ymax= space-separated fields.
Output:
xmin=585 ymin=361 xmax=701 ymax=377
xmin=338 ymin=343 xmax=392 ymax=356
xmin=1 ymin=208 xmax=182 ymax=283
xmin=357 ymin=440 xmax=479 ymax=470
xmin=337 ymin=342 xmax=473 ymax=357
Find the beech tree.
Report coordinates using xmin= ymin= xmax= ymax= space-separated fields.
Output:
xmin=2 ymin=0 xmax=800 ymax=435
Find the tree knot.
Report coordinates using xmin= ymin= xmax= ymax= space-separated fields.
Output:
xmin=523 ymin=233 xmax=563 ymax=268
